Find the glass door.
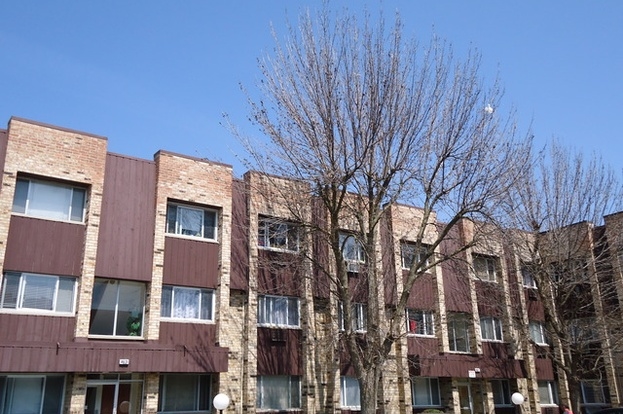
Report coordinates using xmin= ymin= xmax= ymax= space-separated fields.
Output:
xmin=458 ymin=382 xmax=473 ymax=414
xmin=85 ymin=374 xmax=143 ymax=414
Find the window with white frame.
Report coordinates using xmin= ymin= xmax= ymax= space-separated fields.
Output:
xmin=0 ymin=272 xmax=76 ymax=314
xmin=258 ymin=217 xmax=299 ymax=252
xmin=89 ymin=279 xmax=145 ymax=337
xmin=401 ymin=242 xmax=430 ymax=270
xmin=480 ymin=316 xmax=503 ymax=342
xmin=256 ymin=375 xmax=301 ymax=410
xmin=158 ymin=374 xmax=211 ymax=413
xmin=581 ymin=379 xmax=609 ymax=405
xmin=491 ymin=380 xmax=511 ymax=406
xmin=473 ymin=254 xmax=498 ymax=282
xmin=339 ymin=232 xmax=365 ymax=266
xmin=340 ymin=376 xmax=361 ymax=409
xmin=448 ymin=313 xmax=471 ymax=352
xmin=12 ymin=177 xmax=86 ymax=222
xmin=538 ymin=380 xmax=558 ymax=405
xmin=161 ymin=286 xmax=214 ymax=322
xmin=339 ymin=302 xmax=367 ymax=333
xmin=521 ymin=264 xmax=537 ymax=288
xmin=529 ymin=321 xmax=548 ymax=345
xmin=411 ymin=377 xmax=441 ymax=407
xmin=166 ymin=202 xmax=218 ymax=240
xmin=257 ymin=295 xmax=300 ymax=328
xmin=406 ymin=309 xmax=435 ymax=336
xmin=569 ymin=318 xmax=597 ymax=343
xmin=0 ymin=374 xmax=66 ymax=414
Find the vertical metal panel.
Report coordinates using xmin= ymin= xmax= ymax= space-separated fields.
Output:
xmin=476 ymin=281 xmax=506 ymax=317
xmin=256 ymin=327 xmax=302 ymax=375
xmin=440 ymin=226 xmax=473 ymax=313
xmin=163 ymin=237 xmax=220 ymax=287
xmin=95 ymin=154 xmax=156 ymax=281
xmin=4 ymin=216 xmax=84 ymax=276
xmin=257 ymin=250 xmax=302 ymax=296
xmin=159 ymin=321 xmax=217 ymax=348
xmin=231 ymin=179 xmax=249 ymax=291
xmin=0 ymin=314 xmax=75 ymax=342
xmin=405 ymin=272 xmax=437 ymax=309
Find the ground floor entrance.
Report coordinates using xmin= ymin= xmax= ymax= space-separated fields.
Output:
xmin=84 ymin=374 xmax=143 ymax=414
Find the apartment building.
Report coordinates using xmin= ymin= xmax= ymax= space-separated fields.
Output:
xmin=0 ymin=117 xmax=621 ymax=414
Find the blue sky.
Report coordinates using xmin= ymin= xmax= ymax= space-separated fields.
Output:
xmin=1 ymin=1 xmax=621 ymax=177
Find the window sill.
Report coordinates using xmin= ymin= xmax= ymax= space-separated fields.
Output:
xmin=88 ymin=335 xmax=145 ymax=341
xmin=258 ymin=246 xmax=299 ymax=254
xmin=165 ymin=233 xmax=219 ymax=244
xmin=407 ymin=333 xmax=436 ymax=338
xmin=160 ymin=318 xmax=215 ymax=324
xmin=0 ymin=309 xmax=75 ymax=317
xmin=481 ymin=339 xmax=504 ymax=343
xmin=11 ymin=212 xmax=85 ymax=225
xmin=257 ymin=324 xmax=301 ymax=330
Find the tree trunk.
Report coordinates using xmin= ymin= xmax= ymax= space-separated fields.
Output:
xmin=360 ymin=367 xmax=382 ymax=414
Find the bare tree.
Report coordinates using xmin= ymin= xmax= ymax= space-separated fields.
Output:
xmin=503 ymin=142 xmax=623 ymax=413
xmin=233 ymin=7 xmax=531 ymax=413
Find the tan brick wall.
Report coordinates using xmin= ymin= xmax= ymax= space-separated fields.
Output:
xmin=0 ymin=118 xmax=108 ymax=339
xmin=151 ymin=151 xmax=233 ymax=341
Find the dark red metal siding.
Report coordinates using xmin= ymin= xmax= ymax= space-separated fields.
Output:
xmin=4 ymin=216 xmax=84 ymax=276
xmin=312 ymin=197 xmax=331 ymax=299
xmin=535 ymin=357 xmax=555 ymax=380
xmin=163 ymin=237 xmax=220 ymax=287
xmin=256 ymin=327 xmax=302 ymax=375
xmin=527 ymin=294 xmax=545 ymax=320
xmin=476 ymin=280 xmax=505 ymax=317
xmin=0 ymin=314 xmax=75 ymax=342
xmin=405 ymin=272 xmax=437 ymax=309
xmin=230 ymin=179 xmax=249 ymax=291
xmin=439 ymin=227 xmax=472 ymax=313
xmin=159 ymin=321 xmax=218 ymax=348
xmin=0 ymin=129 xmax=7 ymax=188
xmin=95 ymin=154 xmax=156 ymax=281
xmin=257 ymin=250 xmax=302 ymax=296
xmin=0 ymin=341 xmax=228 ymax=373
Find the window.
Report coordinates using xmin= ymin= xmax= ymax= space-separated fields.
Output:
xmin=339 ymin=302 xmax=367 ymax=332
xmin=158 ymin=374 xmax=210 ymax=413
xmin=411 ymin=377 xmax=441 ymax=407
xmin=13 ymin=177 xmax=86 ymax=222
xmin=257 ymin=295 xmax=300 ymax=328
xmin=480 ymin=317 xmax=503 ymax=342
xmin=473 ymin=254 xmax=498 ymax=282
xmin=448 ymin=313 xmax=471 ymax=352
xmin=256 ymin=376 xmax=301 ymax=410
xmin=340 ymin=376 xmax=361 ymax=409
xmin=406 ymin=309 xmax=435 ymax=336
xmin=339 ymin=232 xmax=365 ymax=264
xmin=401 ymin=242 xmax=430 ymax=270
xmin=569 ymin=318 xmax=597 ymax=343
xmin=0 ymin=272 xmax=76 ymax=314
xmin=581 ymin=380 xmax=609 ymax=405
xmin=258 ymin=217 xmax=299 ymax=252
xmin=0 ymin=374 xmax=65 ymax=414
xmin=538 ymin=381 xmax=558 ymax=405
xmin=491 ymin=380 xmax=511 ymax=406
xmin=89 ymin=279 xmax=145 ymax=337
xmin=521 ymin=264 xmax=537 ymax=288
xmin=161 ymin=286 xmax=214 ymax=322
xmin=166 ymin=203 xmax=217 ymax=240
xmin=529 ymin=321 xmax=548 ymax=345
